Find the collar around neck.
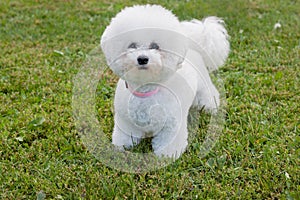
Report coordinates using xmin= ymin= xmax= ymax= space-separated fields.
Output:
xmin=125 ymin=82 xmax=160 ymax=98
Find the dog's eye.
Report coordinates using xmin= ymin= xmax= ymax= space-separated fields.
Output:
xmin=128 ymin=43 xmax=137 ymax=49
xmin=149 ymin=42 xmax=159 ymax=50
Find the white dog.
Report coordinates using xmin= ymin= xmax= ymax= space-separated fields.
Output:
xmin=100 ymin=5 xmax=229 ymax=159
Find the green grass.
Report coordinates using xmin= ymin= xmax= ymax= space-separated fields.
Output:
xmin=0 ymin=0 xmax=299 ymax=199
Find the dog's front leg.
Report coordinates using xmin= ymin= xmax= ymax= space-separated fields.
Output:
xmin=152 ymin=117 xmax=188 ymax=159
xmin=112 ymin=124 xmax=141 ymax=149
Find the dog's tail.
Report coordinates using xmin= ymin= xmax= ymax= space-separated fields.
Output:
xmin=181 ymin=17 xmax=230 ymax=72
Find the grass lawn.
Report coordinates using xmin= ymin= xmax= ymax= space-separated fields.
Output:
xmin=0 ymin=0 xmax=299 ymax=199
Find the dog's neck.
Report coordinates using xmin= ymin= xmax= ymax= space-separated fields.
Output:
xmin=125 ymin=82 xmax=160 ymax=98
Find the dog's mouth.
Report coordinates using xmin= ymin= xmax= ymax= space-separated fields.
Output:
xmin=138 ymin=66 xmax=149 ymax=70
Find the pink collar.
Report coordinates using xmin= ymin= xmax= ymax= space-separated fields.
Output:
xmin=125 ymin=82 xmax=160 ymax=98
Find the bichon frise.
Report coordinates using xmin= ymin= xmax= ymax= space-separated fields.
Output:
xmin=100 ymin=5 xmax=229 ymax=159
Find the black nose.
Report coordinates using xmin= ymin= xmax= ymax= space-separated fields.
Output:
xmin=137 ymin=55 xmax=149 ymax=65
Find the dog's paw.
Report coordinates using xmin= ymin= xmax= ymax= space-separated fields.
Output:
xmin=193 ymin=88 xmax=220 ymax=114
xmin=112 ymin=126 xmax=141 ymax=149
xmin=203 ymin=92 xmax=220 ymax=114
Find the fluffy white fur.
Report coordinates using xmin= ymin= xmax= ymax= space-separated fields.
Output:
xmin=101 ymin=5 xmax=229 ymax=159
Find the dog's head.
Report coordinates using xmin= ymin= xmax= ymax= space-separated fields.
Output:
xmin=101 ymin=5 xmax=187 ymax=84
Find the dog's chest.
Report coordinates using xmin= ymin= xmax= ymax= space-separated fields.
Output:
xmin=128 ymin=95 xmax=165 ymax=128
xmin=125 ymin=92 xmax=179 ymax=132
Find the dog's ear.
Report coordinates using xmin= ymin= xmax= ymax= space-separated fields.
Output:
xmin=100 ymin=32 xmax=125 ymax=66
xmin=100 ymin=30 xmax=113 ymax=64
